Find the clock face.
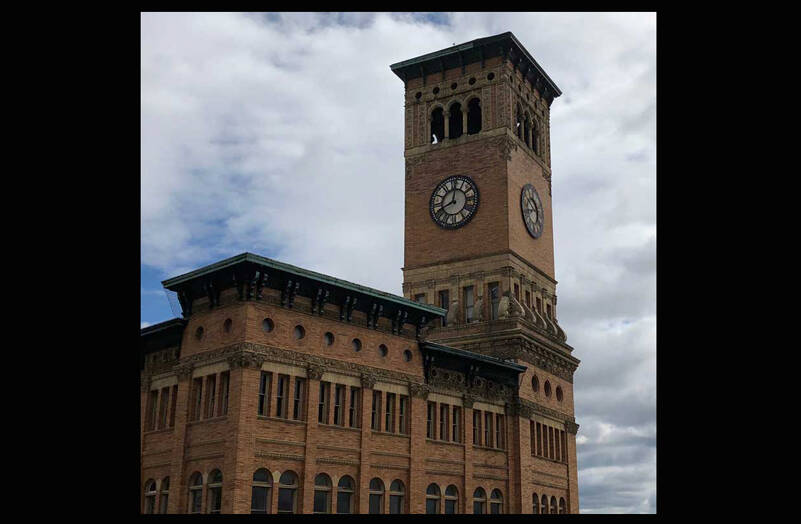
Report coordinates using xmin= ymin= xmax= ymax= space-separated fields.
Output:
xmin=429 ymin=175 xmax=479 ymax=229
xmin=521 ymin=183 xmax=545 ymax=238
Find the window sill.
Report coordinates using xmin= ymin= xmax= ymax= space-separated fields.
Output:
xmin=318 ymin=423 xmax=361 ymax=432
xmin=371 ymin=430 xmax=410 ymax=439
xmin=143 ymin=426 xmax=174 ymax=435
xmin=472 ymin=444 xmax=507 ymax=453
xmin=187 ymin=415 xmax=228 ymax=426
xmin=426 ymin=438 xmax=464 ymax=447
xmin=530 ymin=454 xmax=567 ymax=466
xmin=257 ymin=415 xmax=306 ymax=425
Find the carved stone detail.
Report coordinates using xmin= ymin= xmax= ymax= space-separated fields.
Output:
xmin=360 ymin=373 xmax=378 ymax=389
xmin=409 ymin=382 xmax=430 ymax=398
xmin=565 ymin=420 xmax=580 ymax=435
xmin=307 ymin=364 xmax=325 ymax=381
xmin=227 ymin=352 xmax=265 ymax=369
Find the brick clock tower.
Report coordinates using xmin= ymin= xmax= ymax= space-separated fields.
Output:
xmin=391 ymin=32 xmax=581 ymax=513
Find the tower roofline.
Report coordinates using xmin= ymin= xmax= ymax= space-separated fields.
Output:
xmin=389 ymin=31 xmax=561 ymax=103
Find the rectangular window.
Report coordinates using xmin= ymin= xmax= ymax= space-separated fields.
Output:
xmin=549 ymin=426 xmax=555 ymax=459
xmin=489 ymin=282 xmax=500 ymax=320
xmin=371 ymin=390 xmax=382 ymax=431
xmin=318 ymin=382 xmax=330 ymax=424
xmin=386 ymin=393 xmax=396 ymax=432
xmin=293 ymin=378 xmax=305 ymax=420
xmin=473 ymin=410 xmax=481 ymax=445
xmin=276 ymin=375 xmax=289 ymax=418
xmin=452 ymin=406 xmax=461 ymax=443
xmin=547 ymin=303 xmax=553 ymax=319
xmin=147 ymin=390 xmax=159 ymax=430
xmin=561 ymin=431 xmax=568 ymax=463
xmin=205 ymin=375 xmax=216 ymax=419
xmin=496 ymin=414 xmax=504 ymax=449
xmin=484 ymin=412 xmax=493 ymax=448
xmin=158 ymin=387 xmax=169 ymax=429
xmin=258 ymin=372 xmax=271 ymax=416
xmin=536 ymin=296 xmax=542 ymax=313
xmin=440 ymin=404 xmax=449 ymax=441
xmin=464 ymin=286 xmax=474 ymax=323
xmin=514 ymin=283 xmax=520 ymax=302
xmin=191 ymin=378 xmax=203 ymax=421
xmin=169 ymin=385 xmax=178 ymax=427
xmin=427 ymin=401 xmax=436 ymax=438
xmin=530 ymin=421 xmax=536 ymax=455
xmin=349 ymin=387 xmax=360 ymax=428
xmin=536 ymin=422 xmax=542 ymax=456
xmin=525 ymin=289 xmax=531 ymax=308
xmin=334 ymin=384 xmax=346 ymax=425
xmin=399 ymin=395 xmax=408 ymax=434
xmin=439 ymin=289 xmax=449 ymax=327
xmin=414 ymin=293 xmax=427 ymax=304
xmin=219 ymin=371 xmax=229 ymax=416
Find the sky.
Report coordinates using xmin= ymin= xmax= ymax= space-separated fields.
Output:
xmin=141 ymin=12 xmax=656 ymax=514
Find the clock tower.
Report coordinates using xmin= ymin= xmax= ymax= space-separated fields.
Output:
xmin=391 ymin=32 xmax=580 ymax=513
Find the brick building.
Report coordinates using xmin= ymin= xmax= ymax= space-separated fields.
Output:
xmin=140 ymin=32 xmax=580 ymax=515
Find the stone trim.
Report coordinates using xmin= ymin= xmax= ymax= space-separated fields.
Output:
xmin=426 ymin=458 xmax=465 ymax=465
xmin=318 ymin=444 xmax=361 ymax=453
xmin=317 ymin=457 xmax=360 ymax=465
xmin=186 ymin=451 xmax=225 ymax=461
xmin=473 ymin=473 xmax=508 ymax=481
xmin=255 ymin=437 xmax=306 ymax=448
xmin=372 ymin=464 xmax=410 ymax=471
xmin=255 ymin=451 xmax=304 ymax=461
xmin=371 ymin=451 xmax=410 ymax=458
xmin=425 ymin=468 xmax=463 ymax=476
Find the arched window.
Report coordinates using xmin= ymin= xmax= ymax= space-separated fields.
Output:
xmin=207 ymin=469 xmax=222 ymax=514
xmin=490 ymin=489 xmax=503 ymax=514
xmin=143 ymin=479 xmax=157 ymax=514
xmin=278 ymin=471 xmax=299 ymax=514
xmin=188 ymin=472 xmax=203 ymax=514
xmin=524 ymin=113 xmax=531 ymax=147
xmin=313 ymin=473 xmax=332 ymax=513
xmin=251 ymin=469 xmax=272 ymax=514
xmin=425 ymin=483 xmax=441 ymax=514
xmin=369 ymin=478 xmax=384 ymax=514
xmin=467 ymin=98 xmax=482 ymax=134
xmin=448 ymin=103 xmax=463 ymax=139
xmin=431 ymin=108 xmax=444 ymax=144
xmin=532 ymin=492 xmax=539 ymax=514
xmin=516 ymin=105 xmax=523 ymax=139
xmin=389 ymin=479 xmax=405 ymax=514
xmin=550 ymin=496 xmax=557 ymax=514
xmin=473 ymin=487 xmax=487 ymax=514
xmin=444 ymin=485 xmax=458 ymax=514
xmin=559 ymin=497 xmax=567 ymax=514
xmin=337 ymin=476 xmax=355 ymax=514
xmin=541 ymin=494 xmax=549 ymax=514
xmin=532 ymin=119 xmax=540 ymax=154
xmin=159 ymin=477 xmax=170 ymax=514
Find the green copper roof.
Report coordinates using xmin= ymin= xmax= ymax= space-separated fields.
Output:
xmin=162 ymin=252 xmax=446 ymax=318
xmin=421 ymin=340 xmax=528 ymax=373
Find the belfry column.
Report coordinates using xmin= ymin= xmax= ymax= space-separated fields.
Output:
xmin=566 ymin=420 xmax=580 ymax=514
xmin=463 ymin=395 xmax=475 ymax=514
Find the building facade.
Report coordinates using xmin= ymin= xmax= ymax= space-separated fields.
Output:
xmin=140 ymin=32 xmax=580 ymax=515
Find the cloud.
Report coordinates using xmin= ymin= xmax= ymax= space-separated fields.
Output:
xmin=141 ymin=12 xmax=655 ymax=513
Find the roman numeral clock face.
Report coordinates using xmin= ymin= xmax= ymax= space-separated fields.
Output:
xmin=429 ymin=175 xmax=479 ymax=229
xmin=521 ymin=183 xmax=545 ymax=238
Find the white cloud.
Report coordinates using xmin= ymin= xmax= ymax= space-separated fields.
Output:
xmin=141 ymin=12 xmax=655 ymax=513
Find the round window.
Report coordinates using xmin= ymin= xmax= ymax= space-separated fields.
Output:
xmin=487 ymin=72 xmax=495 ymax=81
xmin=352 ymin=338 xmax=362 ymax=352
xmin=433 ymin=87 xmax=440 ymax=95
xmin=556 ymin=386 xmax=563 ymax=402
xmin=378 ymin=344 xmax=388 ymax=357
xmin=262 ymin=318 xmax=274 ymax=333
xmin=415 ymin=91 xmax=422 ymax=99
xmin=544 ymin=380 xmax=552 ymax=397
xmin=532 ymin=375 xmax=539 ymax=392
xmin=403 ymin=349 xmax=412 ymax=362
xmin=324 ymin=332 xmax=334 ymax=346
xmin=469 ymin=77 xmax=476 ymax=85
xmin=195 ymin=326 xmax=204 ymax=340
xmin=294 ymin=325 xmax=305 ymax=340
xmin=223 ymin=318 xmax=232 ymax=333
xmin=451 ymin=82 xmax=457 ymax=90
